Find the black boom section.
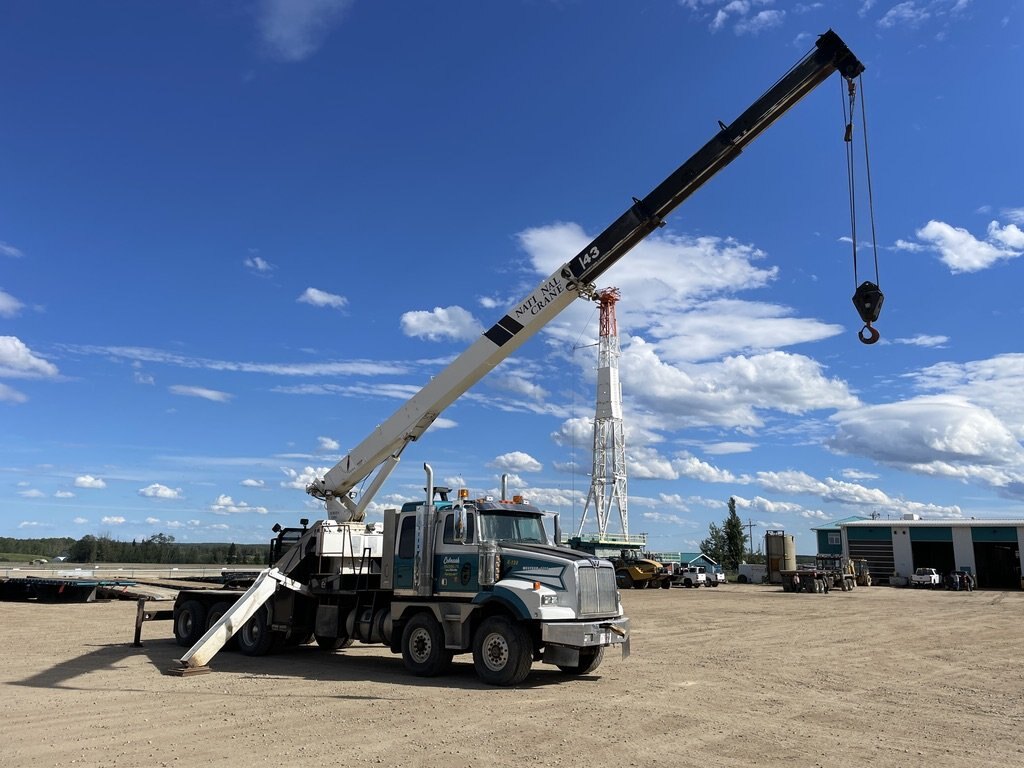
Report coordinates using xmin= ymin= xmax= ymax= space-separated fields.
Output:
xmin=561 ymin=29 xmax=864 ymax=289
xmin=484 ymin=314 xmax=526 ymax=347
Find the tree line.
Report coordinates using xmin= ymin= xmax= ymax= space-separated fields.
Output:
xmin=0 ymin=533 xmax=269 ymax=565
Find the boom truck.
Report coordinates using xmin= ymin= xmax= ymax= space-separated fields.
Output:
xmin=171 ymin=31 xmax=875 ymax=686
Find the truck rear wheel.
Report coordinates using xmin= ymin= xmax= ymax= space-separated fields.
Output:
xmin=173 ymin=599 xmax=207 ymax=648
xmin=401 ymin=613 xmax=453 ymax=677
xmin=472 ymin=615 xmax=532 ymax=686
xmin=737 ymin=574 xmax=748 ymax=584
xmin=557 ymin=646 xmax=605 ymax=676
xmin=238 ymin=605 xmax=276 ymax=656
xmin=661 ymin=579 xmax=671 ymax=589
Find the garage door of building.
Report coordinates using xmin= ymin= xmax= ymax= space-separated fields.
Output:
xmin=972 ymin=527 xmax=1021 ymax=589
xmin=847 ymin=526 xmax=894 ymax=584
xmin=910 ymin=526 xmax=955 ymax=577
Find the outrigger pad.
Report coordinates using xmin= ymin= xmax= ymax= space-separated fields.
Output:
xmin=167 ymin=663 xmax=213 ymax=677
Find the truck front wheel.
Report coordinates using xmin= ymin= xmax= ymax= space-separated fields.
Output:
xmin=557 ymin=646 xmax=605 ymax=676
xmin=401 ymin=613 xmax=453 ymax=677
xmin=472 ymin=615 xmax=533 ymax=686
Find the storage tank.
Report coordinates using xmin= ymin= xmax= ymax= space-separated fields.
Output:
xmin=765 ymin=530 xmax=796 ymax=584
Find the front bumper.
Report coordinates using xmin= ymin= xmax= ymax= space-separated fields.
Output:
xmin=541 ymin=617 xmax=630 ymax=652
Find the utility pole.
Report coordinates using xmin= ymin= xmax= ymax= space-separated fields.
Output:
xmin=746 ymin=518 xmax=755 ymax=557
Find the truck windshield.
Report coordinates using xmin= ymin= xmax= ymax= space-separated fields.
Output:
xmin=478 ymin=512 xmax=549 ymax=545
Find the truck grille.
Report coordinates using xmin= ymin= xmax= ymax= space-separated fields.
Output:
xmin=578 ymin=564 xmax=618 ymax=617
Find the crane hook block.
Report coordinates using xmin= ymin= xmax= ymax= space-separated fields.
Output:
xmin=852 ymin=280 xmax=884 ymax=345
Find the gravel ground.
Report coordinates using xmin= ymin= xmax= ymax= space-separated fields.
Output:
xmin=2 ymin=583 xmax=1021 ymax=768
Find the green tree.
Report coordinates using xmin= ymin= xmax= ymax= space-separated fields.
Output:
xmin=722 ymin=497 xmax=747 ymax=570
xmin=699 ymin=523 xmax=726 ymax=566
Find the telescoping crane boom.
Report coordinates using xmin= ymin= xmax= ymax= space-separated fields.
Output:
xmin=307 ymin=29 xmax=874 ymax=522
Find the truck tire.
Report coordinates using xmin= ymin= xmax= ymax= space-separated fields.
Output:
xmin=737 ymin=574 xmax=749 ymax=584
xmin=400 ymin=613 xmax=453 ymax=677
xmin=557 ymin=646 xmax=605 ymax=676
xmin=618 ymin=571 xmax=634 ymax=589
xmin=237 ymin=605 xmax=276 ymax=656
xmin=684 ymin=579 xmax=693 ymax=588
xmin=661 ymin=579 xmax=672 ymax=589
xmin=472 ymin=615 xmax=532 ymax=686
xmin=173 ymin=599 xmax=207 ymax=648
xmin=206 ymin=600 xmax=238 ymax=650
xmin=315 ymin=634 xmax=353 ymax=651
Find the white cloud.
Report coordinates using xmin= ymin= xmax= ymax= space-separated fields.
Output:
xmin=703 ymin=441 xmax=756 ymax=455
xmin=72 ymin=516 xmax=88 ymax=524
xmin=54 ymin=490 xmax=75 ymax=499
xmin=280 ymin=465 xmax=332 ymax=490
xmin=18 ymin=520 xmax=48 ymax=528
xmin=734 ymin=9 xmax=785 ymax=35
xmin=0 ymin=289 xmax=24 ymax=318
xmin=401 ymin=305 xmax=483 ymax=342
xmin=139 ymin=483 xmax=183 ymax=500
xmin=1003 ymin=207 xmax=1024 ymax=225
xmin=1 ymin=241 xmax=25 ymax=258
xmin=489 ymin=451 xmax=543 ymax=473
xmin=832 ymin=395 xmax=1024 ymax=497
xmin=425 ymin=416 xmax=457 ymax=432
xmin=628 ymin=445 xmax=679 ymax=480
xmin=914 ymin=219 xmax=1022 ymax=273
xmin=877 ymin=1 xmax=931 ymax=29
xmin=673 ymin=453 xmax=746 ymax=484
xmin=256 ymin=0 xmax=352 ymax=62
xmin=169 ymin=385 xmax=233 ymax=403
xmin=644 ymin=300 xmax=842 ymax=363
xmin=18 ymin=489 xmax=45 ymax=498
xmin=0 ymin=336 xmax=59 ymax=378
xmin=298 ymin=287 xmax=347 ymax=310
xmin=0 ymin=383 xmax=27 ymax=403
xmin=988 ymin=221 xmax=1024 ymax=249
xmin=893 ymin=334 xmax=949 ymax=348
xmin=317 ymin=436 xmax=340 ymax=452
xmin=75 ymin=475 xmax=107 ymax=489
xmin=210 ymin=494 xmax=269 ymax=515
xmin=133 ymin=371 xmax=155 ymax=385
xmin=621 ymin=341 xmax=858 ymax=430
xmin=244 ymin=254 xmax=274 ymax=272
xmin=101 ymin=516 xmax=126 ymax=525
xmin=841 ymin=469 xmax=878 ymax=481
xmin=145 ymin=517 xmax=161 ymax=524
xmin=241 ymin=478 xmax=265 ymax=488
xmin=63 ymin=343 xmax=408 ymax=378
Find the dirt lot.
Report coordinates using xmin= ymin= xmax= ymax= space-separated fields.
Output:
xmin=2 ymin=584 xmax=1021 ymax=768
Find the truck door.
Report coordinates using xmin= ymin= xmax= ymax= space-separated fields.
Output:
xmin=434 ymin=510 xmax=479 ymax=594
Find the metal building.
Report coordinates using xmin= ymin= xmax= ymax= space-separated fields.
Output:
xmin=836 ymin=518 xmax=1024 ymax=589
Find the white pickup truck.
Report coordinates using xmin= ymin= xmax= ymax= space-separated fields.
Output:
xmin=676 ymin=566 xmax=708 ymax=588
xmin=706 ymin=567 xmax=726 ymax=587
xmin=911 ymin=567 xmax=941 ymax=588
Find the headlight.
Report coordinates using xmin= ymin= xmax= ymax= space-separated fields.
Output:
xmin=541 ymin=594 xmax=558 ymax=606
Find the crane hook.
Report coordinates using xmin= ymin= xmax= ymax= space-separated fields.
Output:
xmin=852 ymin=280 xmax=883 ymax=345
xmin=858 ymin=323 xmax=880 ymax=345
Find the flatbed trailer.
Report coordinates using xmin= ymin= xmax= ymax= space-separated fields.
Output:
xmin=779 ymin=569 xmax=856 ymax=593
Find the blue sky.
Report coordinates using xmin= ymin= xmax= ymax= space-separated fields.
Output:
xmin=2 ymin=0 xmax=1023 ymax=553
